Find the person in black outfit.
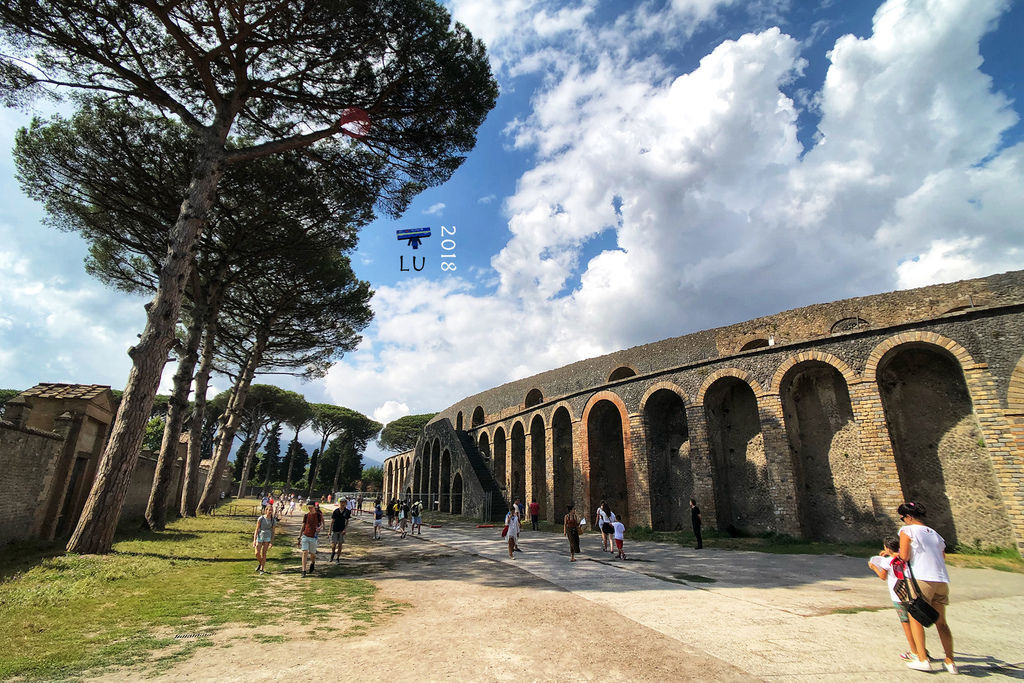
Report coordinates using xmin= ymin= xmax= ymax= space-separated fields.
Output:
xmin=330 ymin=501 xmax=351 ymax=562
xmin=690 ymin=498 xmax=702 ymax=549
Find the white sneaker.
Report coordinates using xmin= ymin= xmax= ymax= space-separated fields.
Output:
xmin=906 ymin=658 xmax=932 ymax=672
xmin=944 ymin=662 xmax=958 ymax=675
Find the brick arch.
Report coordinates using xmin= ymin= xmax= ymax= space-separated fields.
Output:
xmin=696 ymin=369 xmax=765 ymax=405
xmin=545 ymin=399 xmax=578 ymax=424
xmin=864 ymin=331 xmax=981 ymax=383
xmin=770 ymin=351 xmax=857 ymax=396
xmin=639 ymin=381 xmax=691 ymax=412
xmin=581 ymin=390 xmax=636 ymax=525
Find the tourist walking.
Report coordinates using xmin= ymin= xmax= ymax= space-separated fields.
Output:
xmin=690 ymin=498 xmax=703 ymax=549
xmin=898 ymin=502 xmax=956 ymax=674
xmin=505 ymin=505 xmax=521 ymax=559
xmin=399 ymin=499 xmax=410 ymax=538
xmin=373 ymin=499 xmax=384 ymax=540
xmin=330 ymin=498 xmax=351 ymax=562
xmin=597 ymin=501 xmax=616 ymax=554
xmin=611 ymin=517 xmax=627 ymax=559
xmin=411 ymin=499 xmax=423 ymax=535
xmin=563 ymin=504 xmax=581 ymax=562
xmin=298 ymin=502 xmax=322 ymax=577
xmin=252 ymin=505 xmax=276 ymax=574
xmin=868 ymin=536 xmax=919 ymax=662
xmin=529 ymin=499 xmax=540 ymax=531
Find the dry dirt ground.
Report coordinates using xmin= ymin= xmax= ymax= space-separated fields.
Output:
xmin=105 ymin=513 xmax=745 ymax=682
xmin=96 ymin=511 xmax=1024 ymax=682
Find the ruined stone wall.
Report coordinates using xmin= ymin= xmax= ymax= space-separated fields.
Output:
xmin=120 ymin=451 xmax=184 ymax=524
xmin=414 ymin=271 xmax=1024 ymax=552
xmin=0 ymin=419 xmax=66 ymax=545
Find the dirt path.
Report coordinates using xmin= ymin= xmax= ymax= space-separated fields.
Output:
xmin=129 ymin=513 xmax=747 ymax=681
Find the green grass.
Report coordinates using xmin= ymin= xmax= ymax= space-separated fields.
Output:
xmin=0 ymin=508 xmax=395 ymax=679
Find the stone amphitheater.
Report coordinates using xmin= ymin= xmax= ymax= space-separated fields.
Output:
xmin=384 ymin=270 xmax=1024 ymax=553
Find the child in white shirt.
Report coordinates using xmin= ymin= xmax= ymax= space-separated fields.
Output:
xmin=611 ymin=520 xmax=627 ymax=559
xmin=868 ymin=536 xmax=919 ymax=662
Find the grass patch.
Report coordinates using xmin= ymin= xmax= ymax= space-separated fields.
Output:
xmin=945 ymin=545 xmax=1024 ymax=573
xmin=828 ymin=606 xmax=889 ymax=615
xmin=673 ymin=572 xmax=716 ymax=583
xmin=0 ymin=504 xmax=399 ymax=679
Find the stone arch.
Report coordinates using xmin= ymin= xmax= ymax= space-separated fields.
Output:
xmin=440 ymin=449 xmax=452 ymax=512
xmin=697 ymin=369 xmax=766 ymax=405
xmin=385 ymin=461 xmax=394 ymax=499
xmin=551 ymin=406 xmax=574 ymax=519
xmin=452 ymin=472 xmax=464 ymax=514
xmin=641 ymin=382 xmax=690 ymax=531
xmin=413 ymin=459 xmax=422 ymax=501
xmin=478 ymin=431 xmax=491 ymax=463
xmin=472 ymin=405 xmax=485 ymax=428
xmin=778 ymin=359 xmax=869 ymax=541
xmin=875 ymin=339 xmax=1013 ymax=547
xmin=429 ymin=439 xmax=440 ymax=508
xmin=510 ymin=421 xmax=527 ymax=505
xmin=829 ymin=317 xmax=870 ymax=333
xmin=456 ymin=411 xmax=463 ymax=431
xmin=864 ymin=332 xmax=980 ymax=382
xmin=529 ymin=414 xmax=547 ymax=520
xmin=739 ymin=338 xmax=770 ymax=351
xmin=493 ymin=426 xmax=507 ymax=492
xmin=703 ymin=375 xmax=773 ymax=533
xmin=525 ymin=388 xmax=544 ymax=408
xmin=583 ymin=391 xmax=632 ymax=526
xmin=608 ymin=366 xmax=637 ymax=382
xmin=770 ymin=351 xmax=857 ymax=396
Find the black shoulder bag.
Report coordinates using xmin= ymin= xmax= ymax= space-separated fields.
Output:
xmin=904 ymin=561 xmax=940 ymax=628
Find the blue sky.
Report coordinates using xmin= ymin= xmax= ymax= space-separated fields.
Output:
xmin=2 ymin=0 xmax=1023 ymax=467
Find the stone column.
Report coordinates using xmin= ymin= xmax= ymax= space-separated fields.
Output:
xmin=686 ymin=404 xmax=718 ymax=531
xmin=757 ymin=393 xmax=801 ymax=537
xmin=961 ymin=365 xmax=1024 ymax=554
xmin=627 ymin=412 xmax=653 ymax=528
xmin=847 ymin=379 xmax=904 ymax=521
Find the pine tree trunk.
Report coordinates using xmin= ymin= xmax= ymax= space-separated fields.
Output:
xmin=66 ymin=138 xmax=226 ymax=555
xmin=236 ymin=434 xmax=260 ymax=498
xmin=180 ymin=318 xmax=217 ymax=516
xmin=197 ymin=332 xmax=267 ymax=512
xmin=307 ymin=434 xmax=330 ymax=498
xmin=145 ymin=290 xmax=204 ymax=530
xmin=285 ymin=435 xmax=299 ymax=490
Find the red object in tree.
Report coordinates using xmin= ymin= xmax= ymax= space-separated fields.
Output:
xmin=338 ymin=108 xmax=370 ymax=138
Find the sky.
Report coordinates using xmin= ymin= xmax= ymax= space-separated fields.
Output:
xmin=2 ymin=0 xmax=1023 ymax=467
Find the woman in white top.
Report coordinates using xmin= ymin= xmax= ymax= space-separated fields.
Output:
xmin=898 ymin=501 xmax=956 ymax=674
xmin=505 ymin=506 xmax=521 ymax=558
xmin=597 ymin=501 xmax=616 ymax=553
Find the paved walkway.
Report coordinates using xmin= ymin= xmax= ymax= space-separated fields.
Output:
xmin=377 ymin=519 xmax=1024 ymax=680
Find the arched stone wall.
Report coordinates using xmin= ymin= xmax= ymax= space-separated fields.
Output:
xmin=779 ymin=360 xmax=870 ymax=541
xmin=493 ymin=426 xmax=507 ymax=493
xmin=641 ymin=383 xmax=690 ymax=530
xmin=510 ymin=421 xmax=526 ymax=506
xmin=875 ymin=341 xmax=1014 ymax=547
xmin=582 ymin=391 xmax=634 ymax=526
xmin=530 ymin=414 xmax=547 ymax=520
xmin=703 ymin=375 xmax=773 ymax=534
xmin=429 ymin=440 xmax=440 ymax=506
xmin=551 ymin=406 xmax=574 ymax=520
xmin=440 ymin=449 xmax=452 ymax=512
xmin=452 ymin=472 xmax=464 ymax=514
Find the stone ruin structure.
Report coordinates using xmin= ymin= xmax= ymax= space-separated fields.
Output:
xmin=0 ymin=383 xmax=232 ymax=546
xmin=383 ymin=270 xmax=1024 ymax=554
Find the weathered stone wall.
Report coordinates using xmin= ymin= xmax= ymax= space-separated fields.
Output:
xmin=120 ymin=451 xmax=184 ymax=524
xmin=387 ymin=271 xmax=1024 ymax=552
xmin=0 ymin=419 xmax=68 ymax=545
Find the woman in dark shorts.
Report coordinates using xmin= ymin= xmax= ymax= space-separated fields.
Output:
xmin=563 ymin=504 xmax=581 ymax=562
